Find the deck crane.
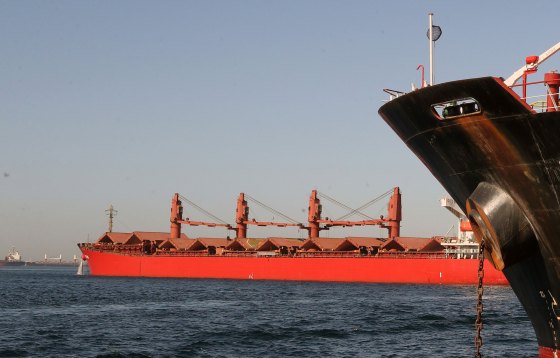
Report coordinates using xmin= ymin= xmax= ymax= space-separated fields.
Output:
xmin=307 ymin=187 xmax=402 ymax=240
xmin=234 ymin=193 xmax=303 ymax=239
xmin=169 ymin=189 xmax=402 ymax=240
xmin=504 ymin=41 xmax=560 ymax=111
xmin=170 ymin=192 xmax=303 ymax=240
xmin=170 ymin=193 xmax=233 ymax=239
xmin=504 ymin=41 xmax=560 ymax=87
xmin=440 ymin=196 xmax=475 ymax=243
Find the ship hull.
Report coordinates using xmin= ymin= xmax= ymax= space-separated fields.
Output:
xmin=379 ymin=77 xmax=560 ymax=354
xmin=0 ymin=260 xmax=26 ymax=267
xmin=26 ymin=262 xmax=78 ymax=267
xmin=80 ymin=248 xmax=506 ymax=284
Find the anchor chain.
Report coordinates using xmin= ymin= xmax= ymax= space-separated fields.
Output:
xmin=474 ymin=239 xmax=485 ymax=358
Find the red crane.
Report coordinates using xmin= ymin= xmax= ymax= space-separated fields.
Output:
xmin=170 ymin=188 xmax=401 ymax=240
xmin=306 ymin=187 xmax=401 ymax=239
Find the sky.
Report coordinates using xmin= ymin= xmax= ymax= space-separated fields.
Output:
xmin=1 ymin=1 xmax=559 ymax=260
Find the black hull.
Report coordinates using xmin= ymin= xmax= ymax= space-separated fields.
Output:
xmin=379 ymin=77 xmax=560 ymax=351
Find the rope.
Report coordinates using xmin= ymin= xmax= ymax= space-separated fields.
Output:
xmin=317 ymin=191 xmax=373 ymax=220
xmin=178 ymin=194 xmax=229 ymax=225
xmin=244 ymin=194 xmax=300 ymax=224
xmin=336 ymin=189 xmax=393 ymax=221
xmin=317 ymin=189 xmax=393 ymax=221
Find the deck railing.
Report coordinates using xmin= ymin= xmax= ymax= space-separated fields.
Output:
xmin=81 ymin=242 xmax=460 ymax=259
xmin=510 ymin=79 xmax=560 ymax=113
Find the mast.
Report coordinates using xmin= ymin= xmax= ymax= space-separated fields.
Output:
xmin=429 ymin=13 xmax=434 ymax=85
xmin=170 ymin=193 xmax=183 ymax=239
xmin=105 ymin=205 xmax=117 ymax=233
xmin=427 ymin=13 xmax=441 ymax=85
xmin=239 ymin=193 xmax=302 ymax=235
xmin=171 ymin=193 xmax=233 ymax=235
xmin=235 ymin=193 xmax=249 ymax=239
xmin=386 ymin=187 xmax=401 ymax=238
xmin=307 ymin=190 xmax=322 ymax=238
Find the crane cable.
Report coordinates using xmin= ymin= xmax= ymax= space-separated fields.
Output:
xmin=317 ymin=189 xmax=394 ymax=221
xmin=244 ymin=194 xmax=301 ymax=225
xmin=336 ymin=189 xmax=393 ymax=221
xmin=178 ymin=194 xmax=230 ymax=225
xmin=317 ymin=191 xmax=373 ymax=220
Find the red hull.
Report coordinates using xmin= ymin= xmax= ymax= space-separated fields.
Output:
xmin=539 ymin=347 xmax=560 ymax=358
xmin=81 ymin=248 xmax=507 ymax=285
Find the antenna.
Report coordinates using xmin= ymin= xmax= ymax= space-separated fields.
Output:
xmin=105 ymin=205 xmax=118 ymax=233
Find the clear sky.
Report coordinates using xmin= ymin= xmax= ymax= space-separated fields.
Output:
xmin=1 ymin=1 xmax=558 ymax=260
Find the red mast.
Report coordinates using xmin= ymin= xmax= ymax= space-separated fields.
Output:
xmin=170 ymin=189 xmax=401 ymax=240
xmin=308 ymin=187 xmax=402 ymax=240
xmin=239 ymin=193 xmax=302 ymax=235
xmin=235 ymin=193 xmax=249 ymax=239
xmin=170 ymin=193 xmax=233 ymax=237
xmin=385 ymin=187 xmax=401 ymax=238
xmin=170 ymin=193 xmax=183 ymax=239
xmin=307 ymin=190 xmax=322 ymax=238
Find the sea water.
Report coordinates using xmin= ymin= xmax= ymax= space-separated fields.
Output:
xmin=0 ymin=267 xmax=535 ymax=357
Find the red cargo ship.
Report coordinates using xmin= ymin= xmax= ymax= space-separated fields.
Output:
xmin=78 ymin=188 xmax=506 ymax=284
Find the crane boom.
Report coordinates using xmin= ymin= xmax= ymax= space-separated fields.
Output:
xmin=440 ymin=197 xmax=465 ymax=219
xmin=504 ymin=41 xmax=560 ymax=86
